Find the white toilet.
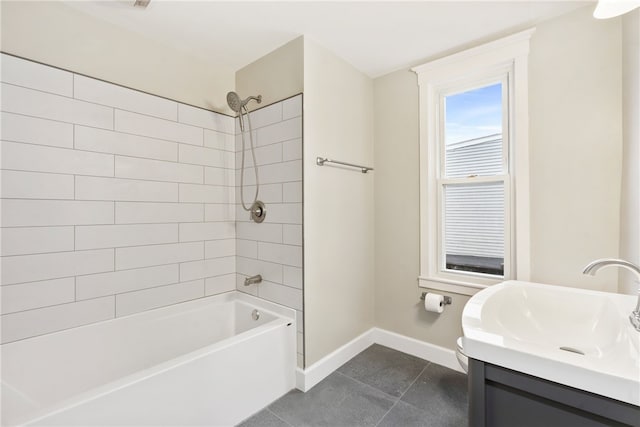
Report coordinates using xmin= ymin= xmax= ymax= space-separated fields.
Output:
xmin=456 ymin=337 xmax=468 ymax=373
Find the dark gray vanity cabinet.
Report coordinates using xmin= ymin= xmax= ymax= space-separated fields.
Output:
xmin=468 ymin=359 xmax=640 ymax=427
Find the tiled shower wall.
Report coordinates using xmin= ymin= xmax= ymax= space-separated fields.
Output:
xmin=0 ymin=54 xmax=236 ymax=343
xmin=0 ymin=54 xmax=305 ymax=366
xmin=234 ymin=96 xmax=304 ymax=367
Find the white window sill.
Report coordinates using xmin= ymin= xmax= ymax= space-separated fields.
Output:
xmin=418 ymin=276 xmax=489 ymax=296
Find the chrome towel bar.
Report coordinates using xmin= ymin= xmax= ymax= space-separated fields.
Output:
xmin=316 ymin=157 xmax=374 ymax=173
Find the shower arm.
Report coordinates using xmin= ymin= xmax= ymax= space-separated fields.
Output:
xmin=244 ymin=95 xmax=262 ymax=106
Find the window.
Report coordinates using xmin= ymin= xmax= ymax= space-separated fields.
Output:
xmin=413 ymin=29 xmax=533 ymax=295
xmin=442 ymin=82 xmax=507 ymax=278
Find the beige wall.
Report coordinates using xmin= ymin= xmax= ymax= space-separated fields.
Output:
xmin=303 ymin=39 xmax=375 ymax=365
xmin=237 ymin=36 xmax=376 ymax=366
xmin=619 ymin=10 xmax=640 ymax=295
xmin=373 ymin=6 xmax=624 ymax=350
xmin=236 ymin=37 xmax=304 ymax=111
xmin=0 ymin=1 xmax=234 ymax=113
xmin=529 ymin=6 xmax=622 ymax=292
xmin=373 ymin=70 xmax=470 ymax=350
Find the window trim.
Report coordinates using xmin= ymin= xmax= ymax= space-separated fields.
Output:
xmin=412 ymin=29 xmax=534 ymax=296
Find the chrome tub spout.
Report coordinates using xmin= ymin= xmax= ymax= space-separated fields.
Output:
xmin=244 ymin=274 xmax=263 ymax=287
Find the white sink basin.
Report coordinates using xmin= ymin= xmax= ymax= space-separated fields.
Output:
xmin=462 ymin=280 xmax=640 ymax=405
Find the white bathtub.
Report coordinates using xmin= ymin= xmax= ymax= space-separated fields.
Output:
xmin=1 ymin=291 xmax=296 ymax=426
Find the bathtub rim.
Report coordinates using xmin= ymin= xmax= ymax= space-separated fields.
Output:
xmin=3 ymin=291 xmax=296 ymax=426
xmin=2 ymin=290 xmax=295 ymax=346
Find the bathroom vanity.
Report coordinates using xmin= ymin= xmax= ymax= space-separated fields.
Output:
xmin=461 ymin=281 xmax=640 ymax=427
xmin=468 ymin=358 xmax=640 ymax=426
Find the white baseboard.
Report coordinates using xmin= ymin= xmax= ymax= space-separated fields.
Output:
xmin=296 ymin=329 xmax=375 ymax=392
xmin=296 ymin=327 xmax=462 ymax=392
xmin=372 ymin=328 xmax=462 ymax=373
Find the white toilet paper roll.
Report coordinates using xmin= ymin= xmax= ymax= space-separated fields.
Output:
xmin=424 ymin=293 xmax=445 ymax=314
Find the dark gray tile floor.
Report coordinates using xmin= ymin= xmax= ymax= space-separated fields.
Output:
xmin=237 ymin=344 xmax=468 ymax=427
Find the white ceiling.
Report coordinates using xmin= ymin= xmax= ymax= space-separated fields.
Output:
xmin=65 ymin=1 xmax=592 ymax=78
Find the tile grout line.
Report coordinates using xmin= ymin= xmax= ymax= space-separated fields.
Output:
xmin=0 ymin=155 xmax=236 ymax=183
xmin=373 ymin=363 xmax=431 ymax=427
xmin=374 ymin=400 xmax=399 ymax=427
xmin=334 ymin=371 xmax=398 ymax=403
xmin=2 ymin=251 xmax=215 ymax=287
xmin=399 ymin=362 xmax=431 ymax=399
xmin=2 ymin=79 xmax=185 ymax=123
xmin=265 ymin=407 xmax=295 ymax=427
xmin=2 ymin=109 xmax=235 ymax=147
xmin=2 ymin=292 xmax=121 ymax=319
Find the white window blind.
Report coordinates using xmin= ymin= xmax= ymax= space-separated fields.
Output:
xmin=444 ymin=135 xmax=504 ymax=260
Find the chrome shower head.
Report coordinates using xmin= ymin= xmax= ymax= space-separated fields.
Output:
xmin=226 ymin=91 xmax=243 ymax=113
xmin=227 ymin=92 xmax=262 ymax=113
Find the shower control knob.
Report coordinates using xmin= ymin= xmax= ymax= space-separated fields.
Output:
xmin=250 ymin=201 xmax=266 ymax=223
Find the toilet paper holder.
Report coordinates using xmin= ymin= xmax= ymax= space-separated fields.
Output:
xmin=420 ymin=292 xmax=452 ymax=305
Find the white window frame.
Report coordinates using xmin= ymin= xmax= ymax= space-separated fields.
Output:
xmin=438 ymin=73 xmax=510 ymax=285
xmin=412 ymin=29 xmax=534 ymax=296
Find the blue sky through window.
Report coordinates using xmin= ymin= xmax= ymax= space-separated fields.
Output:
xmin=445 ymin=83 xmax=502 ymax=145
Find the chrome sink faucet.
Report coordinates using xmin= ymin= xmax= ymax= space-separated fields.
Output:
xmin=583 ymin=258 xmax=640 ymax=332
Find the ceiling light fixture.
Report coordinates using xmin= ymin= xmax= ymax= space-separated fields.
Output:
xmin=133 ymin=0 xmax=150 ymax=8
xmin=593 ymin=0 xmax=640 ymax=18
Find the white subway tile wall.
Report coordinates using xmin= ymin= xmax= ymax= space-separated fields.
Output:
xmin=235 ymin=95 xmax=304 ymax=366
xmin=1 ymin=112 xmax=74 ymax=149
xmin=0 ymin=55 xmax=235 ymax=343
xmin=0 ymin=56 xmax=305 ymax=367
